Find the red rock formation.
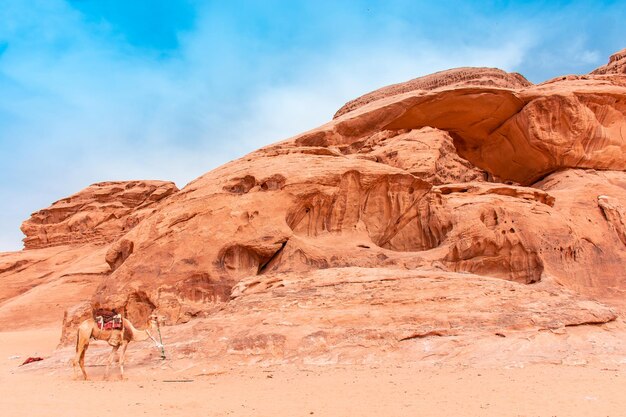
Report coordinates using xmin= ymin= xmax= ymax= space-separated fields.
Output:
xmin=2 ymin=49 xmax=626 ymax=366
xmin=105 ymin=238 xmax=135 ymax=272
xmin=59 ymin=50 xmax=626 ymax=337
xmin=598 ymin=195 xmax=626 ymax=246
xmin=534 ymin=169 xmax=626 ymax=302
xmin=325 ymin=79 xmax=626 ymax=185
xmin=0 ymin=180 xmax=178 ymax=332
xmin=334 ymin=67 xmax=532 ymax=118
xmin=90 ymin=149 xmax=626 ymax=328
xmin=0 ymin=244 xmax=109 ymax=330
xmin=591 ymin=47 xmax=626 ymax=75
xmin=340 ymin=127 xmax=488 ymax=185
xmin=21 ymin=180 xmax=178 ymax=249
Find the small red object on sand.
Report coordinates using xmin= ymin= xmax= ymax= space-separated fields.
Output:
xmin=20 ymin=357 xmax=44 ymax=366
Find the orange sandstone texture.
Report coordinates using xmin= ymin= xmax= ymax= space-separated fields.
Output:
xmin=590 ymin=47 xmax=626 ymax=75
xmin=2 ymin=50 xmax=626 ymax=365
xmin=20 ymin=180 xmax=178 ymax=249
xmin=0 ymin=181 xmax=177 ymax=331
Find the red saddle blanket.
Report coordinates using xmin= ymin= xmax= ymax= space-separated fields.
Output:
xmin=95 ymin=314 xmax=123 ymax=330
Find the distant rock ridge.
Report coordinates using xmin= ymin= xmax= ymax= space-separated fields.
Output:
xmin=20 ymin=180 xmax=178 ymax=249
xmin=591 ymin=47 xmax=626 ymax=75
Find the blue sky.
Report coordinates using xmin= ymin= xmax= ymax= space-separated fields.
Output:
xmin=1 ymin=0 xmax=625 ymax=251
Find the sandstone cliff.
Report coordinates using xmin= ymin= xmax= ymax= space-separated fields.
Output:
xmin=21 ymin=181 xmax=178 ymax=249
xmin=2 ymin=49 xmax=626 ymax=366
xmin=0 ymin=180 xmax=178 ymax=331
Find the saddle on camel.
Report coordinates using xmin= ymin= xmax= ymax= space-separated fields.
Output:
xmin=93 ymin=308 xmax=123 ymax=331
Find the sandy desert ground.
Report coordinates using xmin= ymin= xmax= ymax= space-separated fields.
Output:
xmin=1 ymin=326 xmax=625 ymax=417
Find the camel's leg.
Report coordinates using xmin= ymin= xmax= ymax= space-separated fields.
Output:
xmin=72 ymin=329 xmax=81 ymax=378
xmin=104 ymin=345 xmax=119 ymax=381
xmin=77 ymin=341 xmax=89 ymax=380
xmin=119 ymin=342 xmax=129 ymax=380
xmin=73 ymin=331 xmax=90 ymax=380
xmin=72 ymin=345 xmax=81 ymax=379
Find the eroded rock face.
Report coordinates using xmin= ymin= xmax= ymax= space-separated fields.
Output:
xmin=91 ymin=154 xmax=441 ymax=325
xmin=591 ymin=48 xmax=626 ymax=75
xmin=105 ymin=238 xmax=134 ymax=271
xmin=317 ymin=65 xmax=626 ymax=185
xmin=0 ymin=244 xmax=109 ymax=330
xmin=429 ymin=183 xmax=550 ymax=284
xmin=21 ymin=181 xmax=178 ymax=249
xmin=91 ymin=156 xmax=626 ymax=327
xmin=334 ymin=67 xmax=532 ymax=118
xmin=534 ymin=170 xmax=626 ymax=301
xmin=340 ymin=127 xmax=488 ymax=185
xmin=59 ymin=50 xmax=625 ymax=331
xmin=154 ymin=268 xmax=618 ymax=365
xmin=2 ymin=49 xmax=626 ymax=365
xmin=598 ymin=195 xmax=626 ymax=246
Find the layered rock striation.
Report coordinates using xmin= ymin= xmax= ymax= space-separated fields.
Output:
xmin=21 ymin=181 xmax=178 ymax=249
xmin=0 ymin=181 xmax=178 ymax=330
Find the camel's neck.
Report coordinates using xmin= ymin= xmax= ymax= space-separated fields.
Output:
xmin=123 ymin=318 xmax=157 ymax=342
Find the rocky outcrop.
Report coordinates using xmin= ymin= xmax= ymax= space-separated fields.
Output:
xmin=105 ymin=238 xmax=134 ymax=271
xmin=90 ymin=154 xmax=441 ymax=324
xmin=21 ymin=181 xmax=178 ymax=249
xmin=327 ymin=82 xmax=626 ymax=185
xmin=0 ymin=244 xmax=109 ymax=330
xmin=334 ymin=67 xmax=532 ymax=118
xmin=534 ymin=169 xmax=626 ymax=301
xmin=47 ymin=50 xmax=623 ymax=330
xmin=156 ymin=267 xmax=617 ymax=365
xmin=2 ymin=49 xmax=626 ymax=366
xmin=591 ymin=48 xmax=626 ymax=75
xmin=88 ymin=157 xmax=626 ymax=326
xmin=0 ymin=180 xmax=178 ymax=330
xmin=598 ymin=195 xmax=626 ymax=245
xmin=428 ymin=183 xmax=552 ymax=284
xmin=341 ymin=127 xmax=488 ymax=185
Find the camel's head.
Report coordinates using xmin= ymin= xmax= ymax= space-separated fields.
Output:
xmin=148 ymin=313 xmax=165 ymax=328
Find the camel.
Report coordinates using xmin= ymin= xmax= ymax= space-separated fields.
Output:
xmin=73 ymin=313 xmax=163 ymax=380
